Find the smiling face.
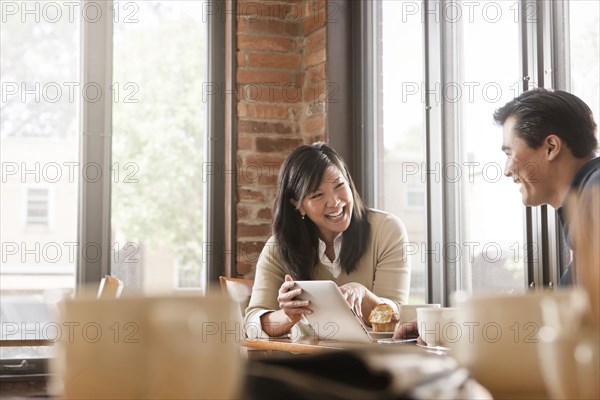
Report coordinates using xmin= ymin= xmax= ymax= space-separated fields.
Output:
xmin=502 ymin=116 xmax=556 ymax=207
xmin=296 ymin=166 xmax=354 ymax=243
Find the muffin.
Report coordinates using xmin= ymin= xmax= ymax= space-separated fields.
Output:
xmin=368 ymin=304 xmax=399 ymax=332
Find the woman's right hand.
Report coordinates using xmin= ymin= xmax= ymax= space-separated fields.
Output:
xmin=277 ymin=274 xmax=312 ymax=323
xmin=392 ymin=320 xmax=426 ymax=345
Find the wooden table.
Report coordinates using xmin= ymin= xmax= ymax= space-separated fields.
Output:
xmin=0 ymin=339 xmax=54 ymax=347
xmin=2 ymin=336 xmax=345 ymax=354
xmin=242 ymin=337 xmax=346 ymax=354
xmin=241 ymin=337 xmax=457 ymax=358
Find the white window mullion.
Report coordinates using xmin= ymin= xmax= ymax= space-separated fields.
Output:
xmin=424 ymin=0 xmax=462 ymax=305
xmin=78 ymin=0 xmax=113 ymax=286
xmin=547 ymin=0 xmax=571 ymax=286
xmin=522 ymin=0 xmax=563 ymax=289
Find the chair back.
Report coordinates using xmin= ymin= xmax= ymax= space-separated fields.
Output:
xmin=219 ymin=276 xmax=254 ymax=316
xmin=97 ymin=275 xmax=124 ymax=298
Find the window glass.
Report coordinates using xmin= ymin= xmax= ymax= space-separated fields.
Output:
xmin=377 ymin=0 xmax=526 ymax=296
xmin=569 ymin=0 xmax=600 ymax=133
xmin=459 ymin=1 xmax=524 ymax=291
xmin=378 ymin=0 xmax=427 ymax=303
xmin=111 ymin=1 xmax=207 ymax=293
xmin=1 ymin=2 xmax=79 ymax=358
xmin=26 ymin=188 xmax=50 ymax=226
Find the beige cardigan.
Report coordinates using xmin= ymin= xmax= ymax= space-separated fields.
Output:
xmin=244 ymin=209 xmax=411 ymax=337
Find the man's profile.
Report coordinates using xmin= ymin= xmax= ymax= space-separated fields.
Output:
xmin=494 ymin=88 xmax=599 ymax=285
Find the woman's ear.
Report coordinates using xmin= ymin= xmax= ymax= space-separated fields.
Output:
xmin=545 ymin=134 xmax=563 ymax=161
xmin=290 ymin=198 xmax=306 ymax=217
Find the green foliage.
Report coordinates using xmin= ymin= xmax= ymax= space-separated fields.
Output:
xmin=0 ymin=13 xmax=78 ymax=138
xmin=111 ymin=3 xmax=206 ymax=270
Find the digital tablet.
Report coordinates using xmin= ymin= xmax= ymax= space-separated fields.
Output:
xmin=294 ymin=280 xmax=375 ymax=343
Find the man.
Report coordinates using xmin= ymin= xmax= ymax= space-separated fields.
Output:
xmin=495 ymin=88 xmax=599 ymax=285
xmin=393 ymin=88 xmax=599 ymax=341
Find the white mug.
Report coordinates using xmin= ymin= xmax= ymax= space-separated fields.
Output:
xmin=416 ymin=307 xmax=457 ymax=347
xmin=398 ymin=304 xmax=441 ymax=325
xmin=537 ymin=288 xmax=598 ymax=399
xmin=50 ymin=294 xmax=244 ymax=399
xmin=449 ymin=291 xmax=551 ymax=397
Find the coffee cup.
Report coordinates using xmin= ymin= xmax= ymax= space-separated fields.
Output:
xmin=398 ymin=304 xmax=441 ymax=325
xmin=537 ymin=288 xmax=598 ymax=399
xmin=537 ymin=326 xmax=599 ymax=399
xmin=416 ymin=307 xmax=457 ymax=347
xmin=50 ymin=294 xmax=244 ymax=399
xmin=449 ymin=291 xmax=552 ymax=397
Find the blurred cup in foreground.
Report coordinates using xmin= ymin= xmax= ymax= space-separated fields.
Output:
xmin=50 ymin=294 xmax=244 ymax=399
xmin=538 ymin=288 xmax=598 ymax=399
xmin=448 ymin=290 xmax=581 ymax=398
xmin=538 ymin=326 xmax=599 ymax=399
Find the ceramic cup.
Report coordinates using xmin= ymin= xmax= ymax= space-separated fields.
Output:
xmin=416 ymin=307 xmax=458 ymax=347
xmin=398 ymin=304 xmax=441 ymax=325
xmin=449 ymin=291 xmax=557 ymax=398
xmin=50 ymin=294 xmax=244 ymax=399
xmin=537 ymin=326 xmax=599 ymax=399
xmin=537 ymin=288 xmax=598 ymax=399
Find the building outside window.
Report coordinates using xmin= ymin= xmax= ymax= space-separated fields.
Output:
xmin=26 ymin=188 xmax=50 ymax=226
xmin=1 ymin=1 xmax=210 ymax=361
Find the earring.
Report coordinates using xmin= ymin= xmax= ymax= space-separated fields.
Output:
xmin=301 ymin=214 xmax=305 ymax=220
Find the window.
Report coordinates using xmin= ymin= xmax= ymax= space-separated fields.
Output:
xmin=458 ymin=1 xmax=525 ymax=291
xmin=111 ymin=1 xmax=207 ymax=293
xmin=378 ymin=0 xmax=427 ymax=303
xmin=1 ymin=1 xmax=218 ymax=361
xmin=569 ymin=0 xmax=600 ymax=125
xmin=26 ymin=188 xmax=50 ymax=226
xmin=1 ymin=2 xmax=80 ymax=358
xmin=368 ymin=0 xmax=598 ymax=301
xmin=405 ymin=176 xmax=426 ymax=210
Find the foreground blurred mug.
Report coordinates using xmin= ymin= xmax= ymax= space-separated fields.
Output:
xmin=538 ymin=288 xmax=598 ymax=399
xmin=448 ymin=291 xmax=581 ymax=398
xmin=50 ymin=294 xmax=244 ymax=399
xmin=538 ymin=327 xmax=599 ymax=399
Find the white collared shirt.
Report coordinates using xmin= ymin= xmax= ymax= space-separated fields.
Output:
xmin=318 ymin=234 xmax=343 ymax=278
xmin=245 ymin=234 xmax=344 ymax=339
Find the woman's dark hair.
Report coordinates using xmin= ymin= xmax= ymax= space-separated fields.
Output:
xmin=493 ymin=88 xmax=598 ymax=158
xmin=272 ymin=142 xmax=370 ymax=280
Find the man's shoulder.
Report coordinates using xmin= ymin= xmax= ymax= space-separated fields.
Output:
xmin=579 ymin=157 xmax=600 ymax=191
xmin=589 ymin=157 xmax=600 ymax=178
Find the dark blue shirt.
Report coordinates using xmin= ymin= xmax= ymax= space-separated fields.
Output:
xmin=557 ymin=157 xmax=600 ymax=286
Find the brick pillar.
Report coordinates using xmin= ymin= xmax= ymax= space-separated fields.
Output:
xmin=235 ymin=0 xmax=327 ymax=276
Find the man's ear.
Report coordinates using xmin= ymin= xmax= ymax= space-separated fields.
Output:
xmin=545 ymin=134 xmax=563 ymax=161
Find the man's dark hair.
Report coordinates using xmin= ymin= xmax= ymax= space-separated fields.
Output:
xmin=494 ymin=88 xmax=598 ymax=158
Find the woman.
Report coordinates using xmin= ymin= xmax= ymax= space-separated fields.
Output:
xmin=244 ymin=143 xmax=410 ymax=338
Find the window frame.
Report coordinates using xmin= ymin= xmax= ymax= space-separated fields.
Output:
xmin=0 ymin=1 xmax=226 ymax=372
xmin=78 ymin=0 xmax=225 ymax=289
xmin=360 ymin=0 xmax=575 ymax=303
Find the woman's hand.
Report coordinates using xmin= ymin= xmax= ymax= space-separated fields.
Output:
xmin=260 ymin=275 xmax=311 ymax=337
xmin=392 ymin=320 xmax=426 ymax=345
xmin=277 ymin=275 xmax=311 ymax=323
xmin=338 ymin=282 xmax=381 ymax=323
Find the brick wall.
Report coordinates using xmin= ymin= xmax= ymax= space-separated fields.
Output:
xmin=235 ymin=0 xmax=327 ymax=275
